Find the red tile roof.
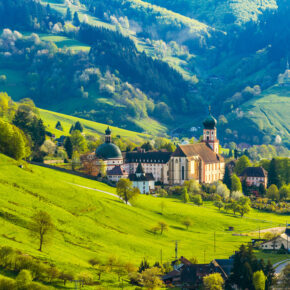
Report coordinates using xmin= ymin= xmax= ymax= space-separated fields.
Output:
xmin=172 ymin=143 xmax=224 ymax=164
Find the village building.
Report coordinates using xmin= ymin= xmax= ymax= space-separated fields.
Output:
xmin=128 ymin=163 xmax=155 ymax=194
xmin=260 ymin=228 xmax=290 ymax=252
xmin=123 ymin=150 xmax=171 ymax=184
xmin=81 ymin=111 xmax=225 ymax=186
xmin=107 ymin=165 xmax=128 ymax=182
xmin=162 ymin=256 xmax=233 ymax=288
xmin=168 ymin=112 xmax=225 ymax=185
xmin=239 ymin=167 xmax=268 ymax=188
xmin=81 ymin=127 xmax=124 ymax=177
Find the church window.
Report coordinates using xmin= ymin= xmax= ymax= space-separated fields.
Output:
xmin=207 ymin=136 xmax=209 ymax=141
xmin=191 ymin=161 xmax=195 ymax=173
xmin=182 ymin=166 xmax=185 ymax=180
xmin=175 ymin=159 xmax=178 ymax=163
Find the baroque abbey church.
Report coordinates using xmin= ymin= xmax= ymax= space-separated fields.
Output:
xmin=81 ymin=112 xmax=225 ymax=186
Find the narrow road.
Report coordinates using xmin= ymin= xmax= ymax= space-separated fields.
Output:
xmin=66 ymin=182 xmax=131 ymax=206
xmin=274 ymin=259 xmax=290 ymax=275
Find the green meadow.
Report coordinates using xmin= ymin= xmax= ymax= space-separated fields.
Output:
xmin=39 ymin=108 xmax=151 ymax=142
xmin=0 ymin=153 xmax=288 ymax=287
xmin=39 ymin=34 xmax=91 ymax=52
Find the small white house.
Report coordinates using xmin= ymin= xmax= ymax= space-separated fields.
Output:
xmin=260 ymin=229 xmax=290 ymax=252
xmin=129 ymin=163 xmax=155 ymax=194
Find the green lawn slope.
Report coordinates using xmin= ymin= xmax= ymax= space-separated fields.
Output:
xmin=39 ymin=108 xmax=152 ymax=142
xmin=227 ymin=85 xmax=290 ymax=144
xmin=0 ymin=153 xmax=288 ymax=288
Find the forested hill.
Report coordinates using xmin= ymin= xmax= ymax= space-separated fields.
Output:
xmin=0 ymin=0 xmax=289 ymax=146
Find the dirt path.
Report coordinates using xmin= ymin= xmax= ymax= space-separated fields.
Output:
xmin=274 ymin=259 xmax=290 ymax=274
xmin=252 ymin=227 xmax=285 ymax=234
xmin=67 ymin=182 xmax=131 ymax=206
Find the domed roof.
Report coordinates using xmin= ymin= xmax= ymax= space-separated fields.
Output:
xmin=95 ymin=143 xmax=122 ymax=159
xmin=203 ymin=114 xmax=217 ymax=129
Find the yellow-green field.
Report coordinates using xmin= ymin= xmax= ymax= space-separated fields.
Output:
xmin=40 ymin=108 xmax=150 ymax=143
xmin=0 ymin=153 xmax=288 ymax=288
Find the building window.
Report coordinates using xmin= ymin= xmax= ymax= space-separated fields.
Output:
xmin=182 ymin=166 xmax=185 ymax=180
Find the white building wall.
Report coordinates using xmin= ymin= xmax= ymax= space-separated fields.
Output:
xmin=125 ymin=162 xmax=168 ymax=183
xmin=133 ymin=180 xmax=150 ymax=194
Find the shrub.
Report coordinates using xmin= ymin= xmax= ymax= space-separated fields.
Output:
xmin=266 ymin=184 xmax=279 ymax=201
xmin=231 ymin=191 xmax=244 ymax=200
xmin=77 ymin=271 xmax=93 ymax=285
xmin=16 ymin=269 xmax=33 ymax=289
xmin=192 ymin=194 xmax=203 ymax=206
xmin=0 ymin=277 xmax=16 ymax=290
xmin=217 ymin=182 xmax=230 ymax=200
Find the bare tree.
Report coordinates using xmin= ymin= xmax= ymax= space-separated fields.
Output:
xmin=31 ymin=210 xmax=54 ymax=252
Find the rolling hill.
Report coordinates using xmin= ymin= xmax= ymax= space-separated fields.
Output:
xmin=39 ymin=108 xmax=158 ymax=141
xmin=0 ymin=153 xmax=288 ymax=287
xmin=0 ymin=0 xmax=289 ymax=147
xmin=226 ymin=85 xmax=290 ymax=145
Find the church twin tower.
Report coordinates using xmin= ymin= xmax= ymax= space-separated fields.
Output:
xmin=202 ymin=110 xmax=219 ymax=154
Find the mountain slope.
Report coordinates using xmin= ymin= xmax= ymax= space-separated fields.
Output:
xmin=143 ymin=0 xmax=278 ymax=29
xmin=0 ymin=153 xmax=287 ymax=279
xmin=226 ymin=85 xmax=290 ymax=145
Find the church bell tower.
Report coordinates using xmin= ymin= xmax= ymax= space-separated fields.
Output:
xmin=105 ymin=127 xmax=112 ymax=143
xmin=202 ymin=107 xmax=219 ymax=154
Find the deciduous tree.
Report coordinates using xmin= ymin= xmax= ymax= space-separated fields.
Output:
xmin=235 ymin=155 xmax=251 ymax=175
xmin=231 ymin=174 xmax=242 ymax=192
xmin=203 ymin=273 xmax=224 ymax=290
xmin=158 ymin=221 xmax=168 ymax=235
xmin=266 ymin=184 xmax=279 ymax=201
xmin=253 ymin=270 xmax=266 ymax=290
xmin=116 ymin=179 xmax=139 ymax=204
xmin=30 ymin=210 xmax=54 ymax=252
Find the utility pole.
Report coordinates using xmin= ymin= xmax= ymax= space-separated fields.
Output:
xmin=214 ymin=232 xmax=216 ymax=254
xmin=175 ymin=241 xmax=178 ymax=260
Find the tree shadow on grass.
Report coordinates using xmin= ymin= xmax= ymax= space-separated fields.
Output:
xmin=170 ymin=225 xmax=185 ymax=231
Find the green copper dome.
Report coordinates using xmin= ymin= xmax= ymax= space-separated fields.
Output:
xmin=203 ymin=114 xmax=217 ymax=129
xmin=95 ymin=143 xmax=122 ymax=159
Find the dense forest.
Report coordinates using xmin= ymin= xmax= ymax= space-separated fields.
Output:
xmin=0 ymin=0 xmax=289 ymax=146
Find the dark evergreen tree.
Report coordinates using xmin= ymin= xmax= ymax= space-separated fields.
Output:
xmin=264 ymin=260 xmax=275 ymax=290
xmin=258 ymin=183 xmax=266 ymax=196
xmin=223 ymin=166 xmax=232 ymax=191
xmin=12 ymin=109 xmax=31 ymax=134
xmin=64 ymin=137 xmax=73 ymax=159
xmin=138 ymin=258 xmax=150 ymax=273
xmin=13 ymin=110 xmax=45 ymax=151
xmin=65 ymin=7 xmax=72 ymax=21
xmin=55 ymin=121 xmax=63 ymax=131
xmin=228 ymin=245 xmax=257 ymax=290
xmin=69 ymin=124 xmax=75 ymax=134
xmin=30 ymin=117 xmax=46 ymax=150
xmin=73 ymin=12 xmax=80 ymax=26
xmin=234 ymin=149 xmax=239 ymax=159
xmin=141 ymin=141 xmax=153 ymax=151
xmin=242 ymin=178 xmax=250 ymax=196
xmin=74 ymin=121 xmax=83 ymax=132
xmin=268 ymin=158 xmax=281 ymax=188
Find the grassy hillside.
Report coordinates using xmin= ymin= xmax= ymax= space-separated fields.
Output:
xmin=227 ymin=85 xmax=290 ymax=144
xmin=0 ymin=154 xmax=288 ymax=287
xmin=39 ymin=108 xmax=155 ymax=141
